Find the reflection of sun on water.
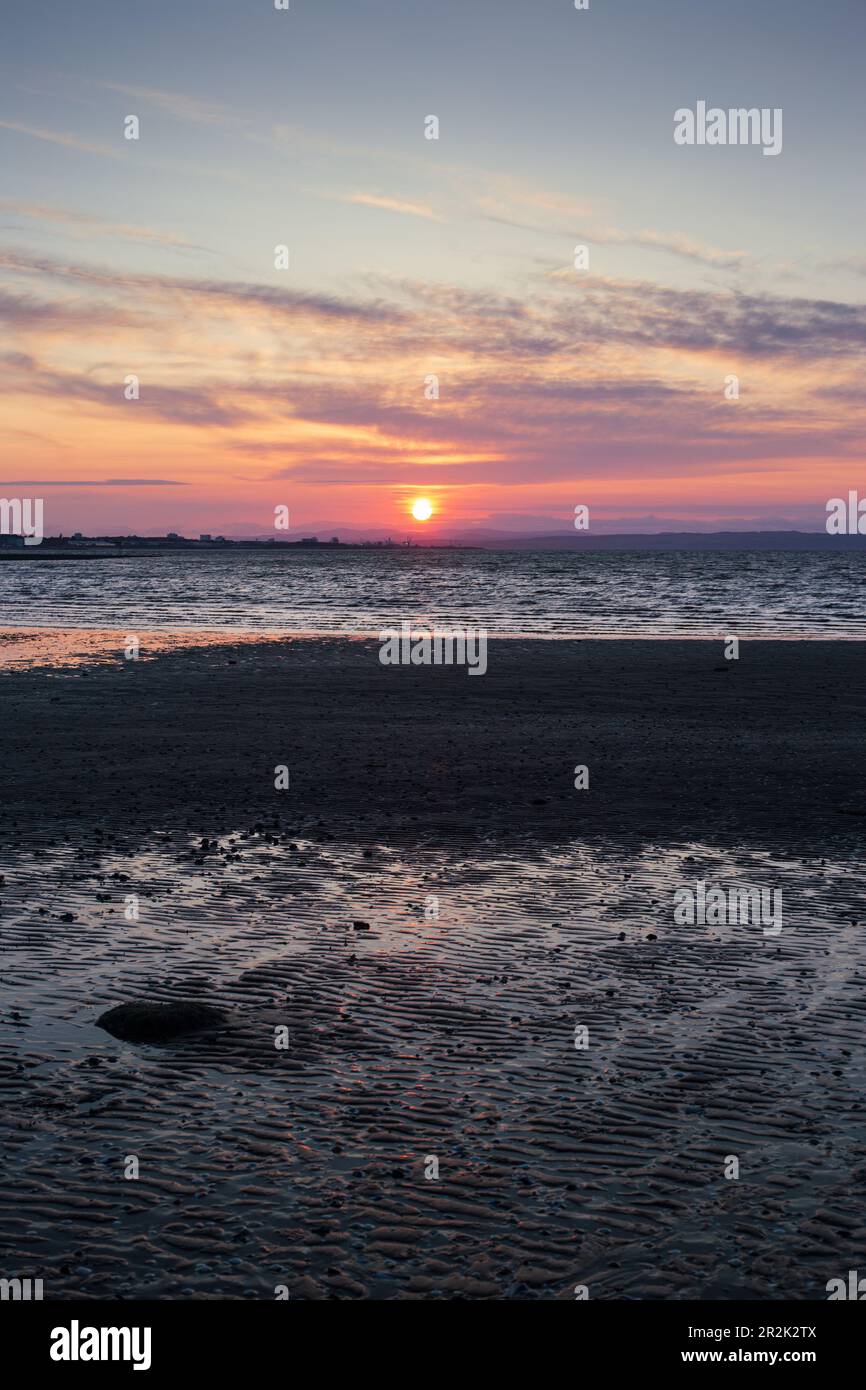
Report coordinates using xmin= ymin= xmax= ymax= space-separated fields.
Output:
xmin=0 ymin=629 xmax=289 ymax=671
xmin=411 ymin=498 xmax=433 ymax=521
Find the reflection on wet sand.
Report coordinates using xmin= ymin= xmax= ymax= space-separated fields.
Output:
xmin=1 ymin=828 xmax=863 ymax=1300
xmin=2 ymin=633 xmax=863 ymax=1300
xmin=0 ymin=628 xmax=297 ymax=671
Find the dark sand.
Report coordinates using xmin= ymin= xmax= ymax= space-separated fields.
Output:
xmin=2 ymin=633 xmax=865 ymax=847
xmin=1 ymin=635 xmax=865 ymax=1299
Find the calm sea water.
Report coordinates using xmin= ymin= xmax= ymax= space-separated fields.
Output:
xmin=0 ymin=548 xmax=863 ymax=638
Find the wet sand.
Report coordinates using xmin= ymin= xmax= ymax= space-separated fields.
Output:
xmin=1 ymin=634 xmax=865 ymax=1299
xmin=1 ymin=631 xmax=864 ymax=848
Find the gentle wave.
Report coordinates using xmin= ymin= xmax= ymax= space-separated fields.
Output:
xmin=0 ymin=548 xmax=863 ymax=638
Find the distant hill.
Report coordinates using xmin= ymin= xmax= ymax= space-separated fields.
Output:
xmin=465 ymin=530 xmax=866 ymax=552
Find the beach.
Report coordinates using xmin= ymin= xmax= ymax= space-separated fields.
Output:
xmin=2 ymin=632 xmax=864 ymax=845
xmin=1 ymin=633 xmax=865 ymax=1299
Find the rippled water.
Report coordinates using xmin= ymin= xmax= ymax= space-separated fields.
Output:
xmin=0 ymin=548 xmax=863 ymax=637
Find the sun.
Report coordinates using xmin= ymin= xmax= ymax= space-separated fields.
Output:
xmin=411 ymin=497 xmax=433 ymax=521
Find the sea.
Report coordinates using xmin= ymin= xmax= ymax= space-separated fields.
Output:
xmin=0 ymin=546 xmax=863 ymax=637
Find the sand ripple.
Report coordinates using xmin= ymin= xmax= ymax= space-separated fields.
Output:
xmin=1 ymin=832 xmax=864 ymax=1299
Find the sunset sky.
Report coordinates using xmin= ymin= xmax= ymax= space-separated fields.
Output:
xmin=2 ymin=0 xmax=865 ymax=537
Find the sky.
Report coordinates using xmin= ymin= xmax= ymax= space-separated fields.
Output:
xmin=1 ymin=0 xmax=865 ymax=537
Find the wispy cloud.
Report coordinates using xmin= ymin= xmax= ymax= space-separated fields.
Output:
xmin=0 ymin=478 xmax=187 ymax=486
xmin=0 ymin=249 xmax=405 ymax=325
xmin=0 ymin=285 xmax=134 ymax=331
xmin=341 ymin=193 xmax=442 ymax=222
xmin=0 ymin=119 xmax=121 ymax=159
xmin=3 ymin=249 xmax=863 ymax=492
xmin=6 ymin=249 xmax=866 ymax=363
xmin=485 ymin=210 xmax=745 ymax=269
xmin=99 ymin=82 xmax=237 ymax=128
xmin=0 ymin=201 xmax=210 ymax=252
xmin=463 ymin=172 xmax=745 ymax=269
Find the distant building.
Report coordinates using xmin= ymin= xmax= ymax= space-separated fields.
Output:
xmin=166 ymin=532 xmax=180 ymax=540
xmin=199 ymin=534 xmax=212 ymax=542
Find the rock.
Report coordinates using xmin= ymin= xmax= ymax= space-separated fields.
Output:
xmin=96 ymin=1000 xmax=226 ymax=1042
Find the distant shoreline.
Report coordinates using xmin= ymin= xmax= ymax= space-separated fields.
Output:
xmin=0 ymin=542 xmax=481 ymax=559
xmin=1 ymin=530 xmax=864 ymax=558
